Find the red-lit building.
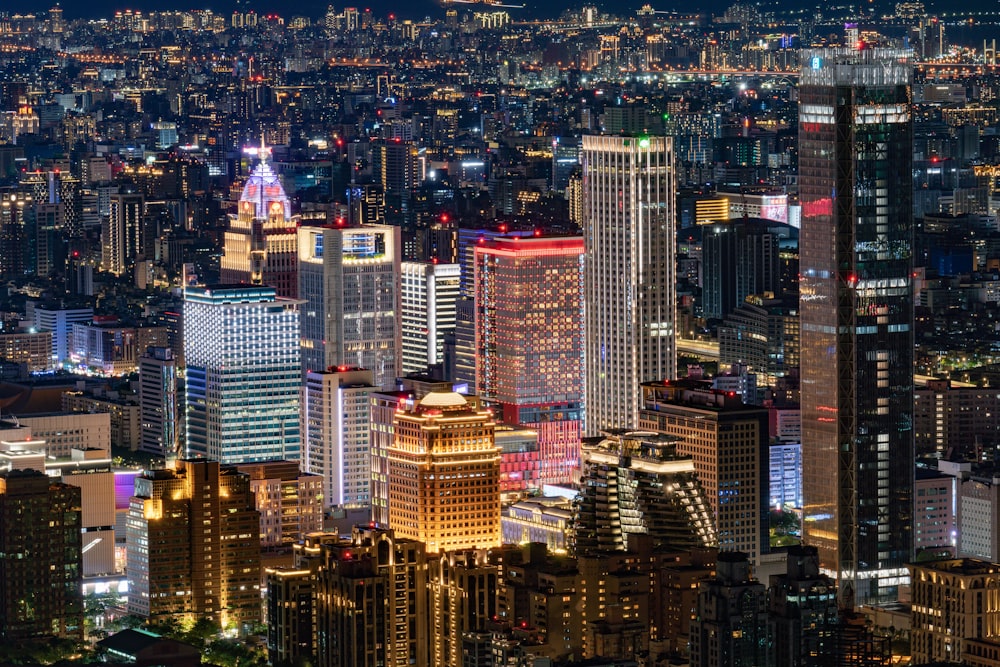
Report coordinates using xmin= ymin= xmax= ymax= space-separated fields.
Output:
xmin=474 ymin=235 xmax=584 ymax=487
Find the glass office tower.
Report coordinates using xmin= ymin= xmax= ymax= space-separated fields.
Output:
xmin=799 ymin=48 xmax=914 ymax=604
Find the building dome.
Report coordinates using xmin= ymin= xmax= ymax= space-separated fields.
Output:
xmin=418 ymin=391 xmax=468 ymax=409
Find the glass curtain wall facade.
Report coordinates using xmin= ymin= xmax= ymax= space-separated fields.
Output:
xmin=799 ymin=48 xmax=914 ymax=604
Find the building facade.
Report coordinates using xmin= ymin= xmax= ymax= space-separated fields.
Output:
xmin=298 ymin=223 xmax=401 ymax=388
xmin=639 ymin=381 xmax=770 ymax=565
xmin=799 ymin=48 xmax=915 ymax=602
xmin=582 ymin=134 xmax=675 ymax=434
xmin=138 ymin=346 xmax=178 ymax=458
xmin=126 ymin=460 xmax=261 ymax=633
xmin=184 ymin=285 xmax=301 ymax=463
xmin=910 ymin=558 xmax=1000 ymax=664
xmin=573 ymin=430 xmax=717 ymax=555
xmin=475 ymin=235 xmax=585 ymax=485
xmin=234 ymin=460 xmax=323 ymax=549
xmin=303 ymin=366 xmax=376 ymax=508
xmin=387 ymin=391 xmax=500 ymax=553
xmin=220 ymin=144 xmax=299 ymax=298
xmin=0 ymin=469 xmax=83 ymax=642
xmin=400 ymin=261 xmax=459 ymax=374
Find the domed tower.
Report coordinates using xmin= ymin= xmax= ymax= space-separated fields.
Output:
xmin=220 ymin=139 xmax=299 ymax=297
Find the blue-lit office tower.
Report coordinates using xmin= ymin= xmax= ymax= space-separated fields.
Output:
xmin=799 ymin=48 xmax=914 ymax=604
xmin=184 ymin=285 xmax=302 ymax=463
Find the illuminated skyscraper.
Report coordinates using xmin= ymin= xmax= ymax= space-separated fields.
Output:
xmin=298 ymin=223 xmax=401 ymax=388
xmin=138 ymin=346 xmax=177 ymax=458
xmin=799 ymin=48 xmax=914 ymax=603
xmin=401 ymin=261 xmax=459 ymax=375
xmin=221 ymin=142 xmax=299 ymax=298
xmin=582 ymin=135 xmax=675 ymax=434
xmin=474 ymin=235 xmax=585 ymax=484
xmin=184 ymin=285 xmax=301 ymax=463
xmin=102 ymin=191 xmax=143 ymax=276
xmin=303 ymin=366 xmax=376 ymax=508
xmin=387 ymin=391 xmax=500 ymax=553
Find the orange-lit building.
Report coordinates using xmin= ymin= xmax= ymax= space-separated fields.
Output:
xmin=125 ymin=460 xmax=261 ymax=633
xmin=387 ymin=391 xmax=500 ymax=553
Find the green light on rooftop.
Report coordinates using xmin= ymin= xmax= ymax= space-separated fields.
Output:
xmin=639 ymin=137 xmax=650 ymax=148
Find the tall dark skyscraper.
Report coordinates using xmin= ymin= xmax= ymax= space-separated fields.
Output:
xmin=799 ymin=48 xmax=914 ymax=604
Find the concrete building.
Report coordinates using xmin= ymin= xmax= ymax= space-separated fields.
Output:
xmin=639 ymin=381 xmax=769 ymax=565
xmin=913 ymin=379 xmax=1000 ymax=459
xmin=501 ymin=496 xmax=573 ymax=552
xmin=582 ymin=134 xmax=675 ymax=434
xmin=910 ymin=558 xmax=1000 ymax=664
xmin=17 ymin=411 xmax=111 ymax=458
xmin=574 ymin=430 xmax=717 ymax=554
xmin=690 ymin=552 xmax=772 ymax=667
xmin=388 ymin=391 xmax=500 ymax=553
xmin=138 ymin=346 xmax=178 ymax=458
xmin=234 ymin=460 xmax=323 ymax=549
xmin=62 ymin=390 xmax=141 ymax=451
xmin=312 ymin=526 xmax=429 ymax=667
xmin=126 ymin=460 xmax=261 ymax=633
xmin=0 ymin=469 xmax=83 ymax=641
xmin=30 ymin=303 xmax=93 ymax=366
xmin=0 ymin=328 xmax=52 ymax=372
xmin=914 ymin=467 xmax=957 ymax=554
xmin=400 ymin=261 xmax=459 ymax=374
xmin=298 ymin=223 xmax=401 ymax=388
xmin=428 ymin=549 xmax=498 ymax=667
xmin=303 ymin=366 xmax=376 ymax=508
xmin=769 ymin=546 xmax=839 ymax=667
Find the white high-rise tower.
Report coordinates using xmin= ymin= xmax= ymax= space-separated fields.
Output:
xmin=582 ymin=134 xmax=675 ymax=434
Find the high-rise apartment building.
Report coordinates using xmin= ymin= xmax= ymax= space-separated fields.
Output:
xmin=639 ymin=381 xmax=769 ymax=565
xmin=799 ymin=48 xmax=914 ymax=603
xmin=102 ymin=191 xmax=143 ymax=276
xmin=126 ymin=460 xmax=261 ymax=632
xmin=769 ymin=546 xmax=839 ymax=667
xmin=910 ymin=558 xmax=1000 ymax=664
xmin=298 ymin=223 xmax=401 ymax=388
xmin=913 ymin=379 xmax=1000 ymax=459
xmin=184 ymin=285 xmax=301 ymax=463
xmin=387 ymin=390 xmax=500 ymax=553
xmin=401 ymin=261 xmax=459 ymax=374
xmin=0 ymin=469 xmax=83 ymax=642
xmin=303 ymin=366 xmax=376 ymax=508
xmin=475 ymin=235 xmax=585 ymax=484
xmin=582 ymin=134 xmax=675 ymax=433
xmin=315 ymin=526 xmax=429 ymax=667
xmin=234 ymin=460 xmax=323 ymax=548
xmin=221 ymin=144 xmax=299 ymax=298
xmin=138 ymin=346 xmax=177 ymax=458
xmin=689 ymin=552 xmax=772 ymax=667
xmin=573 ymin=430 xmax=717 ymax=555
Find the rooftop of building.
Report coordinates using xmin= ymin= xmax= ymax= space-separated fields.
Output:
xmin=911 ymin=557 xmax=1000 ymax=576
